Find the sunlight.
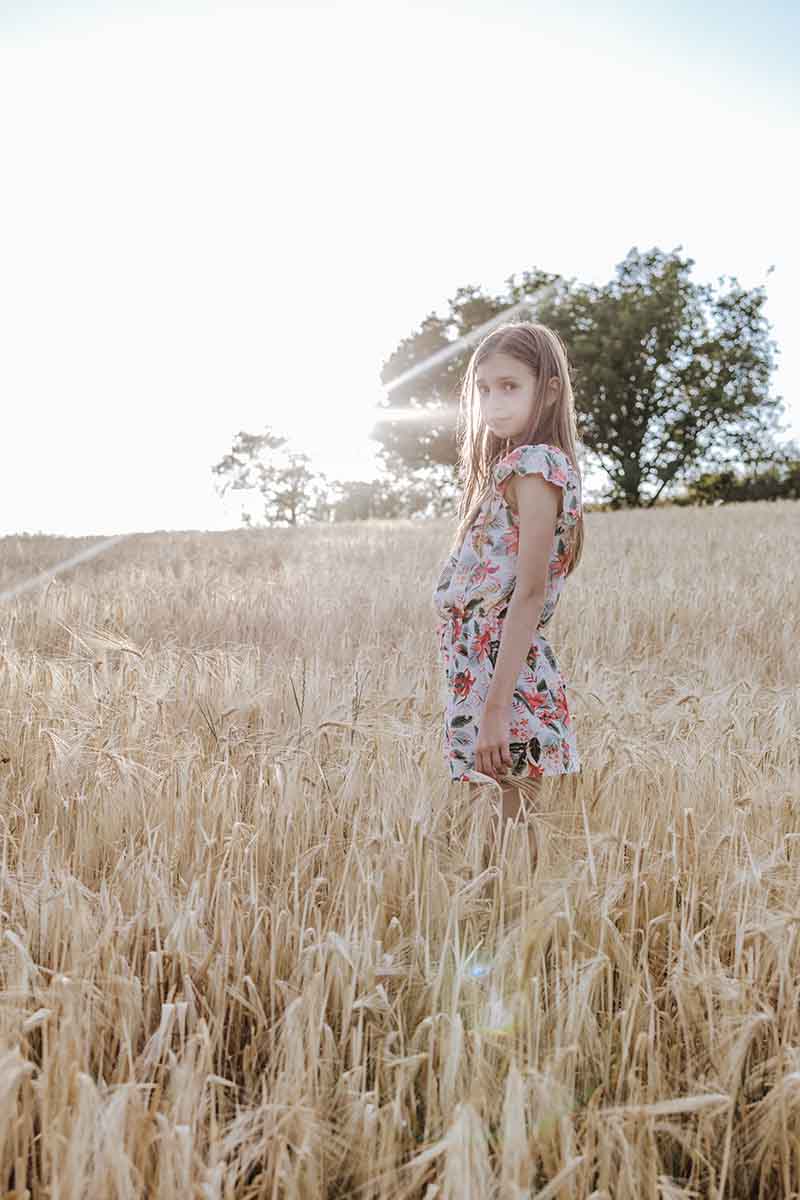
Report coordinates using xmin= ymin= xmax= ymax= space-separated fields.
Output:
xmin=373 ymin=405 xmax=455 ymax=425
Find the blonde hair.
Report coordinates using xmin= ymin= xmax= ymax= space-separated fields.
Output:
xmin=449 ymin=320 xmax=584 ymax=577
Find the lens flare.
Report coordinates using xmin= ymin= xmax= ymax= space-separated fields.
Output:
xmin=475 ymin=987 xmax=516 ymax=1036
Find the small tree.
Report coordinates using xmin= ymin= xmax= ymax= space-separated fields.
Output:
xmin=211 ymin=428 xmax=329 ymax=527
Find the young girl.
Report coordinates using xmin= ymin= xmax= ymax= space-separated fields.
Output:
xmin=431 ymin=320 xmax=584 ymax=866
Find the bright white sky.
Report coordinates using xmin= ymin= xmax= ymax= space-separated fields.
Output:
xmin=1 ymin=0 xmax=797 ymax=536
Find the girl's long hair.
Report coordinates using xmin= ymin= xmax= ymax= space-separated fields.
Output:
xmin=449 ymin=320 xmax=584 ymax=576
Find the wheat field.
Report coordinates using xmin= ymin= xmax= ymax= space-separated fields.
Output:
xmin=0 ymin=500 xmax=799 ymax=1199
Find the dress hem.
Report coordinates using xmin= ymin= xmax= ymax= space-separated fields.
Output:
xmin=450 ymin=761 xmax=582 ymax=785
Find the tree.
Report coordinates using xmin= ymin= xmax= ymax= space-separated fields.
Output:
xmin=211 ymin=429 xmax=329 ymax=527
xmin=681 ymin=454 xmax=800 ymax=505
xmin=371 ymin=251 xmax=788 ymax=507
xmin=324 ymin=466 xmax=458 ymax=521
xmin=211 ymin=428 xmax=457 ymax=527
xmin=377 ymin=452 xmax=460 ymax=518
xmin=372 ymin=271 xmax=559 ymax=475
xmin=325 ymin=480 xmax=386 ymax=522
xmin=537 ymin=247 xmax=786 ymax=506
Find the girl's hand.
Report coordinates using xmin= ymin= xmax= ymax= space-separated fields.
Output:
xmin=475 ymin=702 xmax=514 ymax=780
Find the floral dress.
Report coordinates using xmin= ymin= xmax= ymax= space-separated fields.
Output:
xmin=431 ymin=442 xmax=583 ymax=784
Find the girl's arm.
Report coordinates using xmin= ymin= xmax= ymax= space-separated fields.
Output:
xmin=484 ymin=471 xmax=560 ymax=709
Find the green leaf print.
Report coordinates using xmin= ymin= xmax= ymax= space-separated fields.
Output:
xmin=508 ymin=736 xmax=542 ymax=773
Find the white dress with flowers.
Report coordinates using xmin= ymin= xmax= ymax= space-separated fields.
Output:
xmin=431 ymin=442 xmax=583 ymax=784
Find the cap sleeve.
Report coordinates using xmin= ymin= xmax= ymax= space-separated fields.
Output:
xmin=493 ymin=443 xmax=582 ymax=528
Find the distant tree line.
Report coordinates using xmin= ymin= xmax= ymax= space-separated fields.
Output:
xmin=677 ymin=459 xmax=800 ymax=506
xmin=212 ymin=246 xmax=798 ymax=525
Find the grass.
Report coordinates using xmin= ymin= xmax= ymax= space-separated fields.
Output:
xmin=0 ymin=499 xmax=798 ymax=1198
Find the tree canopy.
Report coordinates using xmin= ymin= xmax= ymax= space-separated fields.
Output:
xmin=372 ymin=247 xmax=789 ymax=507
xmin=212 ymin=246 xmax=792 ymax=525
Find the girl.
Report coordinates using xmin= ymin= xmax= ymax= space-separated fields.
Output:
xmin=431 ymin=321 xmax=584 ymax=867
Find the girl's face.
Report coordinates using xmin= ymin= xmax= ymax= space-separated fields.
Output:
xmin=475 ymin=351 xmax=545 ymax=446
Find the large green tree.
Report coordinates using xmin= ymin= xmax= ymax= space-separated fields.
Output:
xmin=373 ymin=249 xmax=788 ymax=507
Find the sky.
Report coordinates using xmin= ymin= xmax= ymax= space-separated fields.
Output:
xmin=1 ymin=0 xmax=797 ymax=537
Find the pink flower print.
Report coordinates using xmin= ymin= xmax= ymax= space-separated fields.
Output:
xmin=450 ymin=601 xmax=468 ymax=641
xmin=470 ymin=561 xmax=501 ymax=588
xmin=486 ymin=610 xmax=505 ymax=640
xmin=517 ymin=686 xmax=553 ymax=716
xmin=552 ymin=541 xmax=573 ymax=575
xmin=524 ymin=642 xmax=540 ymax=670
xmin=472 ymin=626 xmax=492 ymax=662
xmin=501 ymin=524 xmax=519 ymax=555
xmin=542 ymin=743 xmax=562 ymax=768
xmin=453 ymin=667 xmax=477 ymax=702
xmin=552 ymin=683 xmax=570 ymax=725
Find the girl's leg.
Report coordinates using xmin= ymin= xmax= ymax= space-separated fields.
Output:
xmin=469 ymin=775 xmax=542 ymax=872
xmin=494 ymin=776 xmax=541 ymax=870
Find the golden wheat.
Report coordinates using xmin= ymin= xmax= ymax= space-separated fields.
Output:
xmin=0 ymin=501 xmax=798 ymax=1198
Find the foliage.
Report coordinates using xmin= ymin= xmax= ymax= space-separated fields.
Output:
xmin=213 ymin=249 xmax=790 ymax=523
xmin=373 ymin=249 xmax=789 ymax=508
xmin=323 ymin=457 xmax=460 ymax=522
xmin=372 ymin=271 xmax=558 ymax=474
xmin=211 ymin=429 xmax=328 ymax=527
xmin=538 ymin=248 xmax=786 ymax=506
xmin=676 ymin=453 xmax=800 ymax=505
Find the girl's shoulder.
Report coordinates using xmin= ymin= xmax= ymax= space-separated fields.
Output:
xmin=493 ymin=443 xmax=581 ymax=523
xmin=493 ymin=442 xmax=577 ymax=482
